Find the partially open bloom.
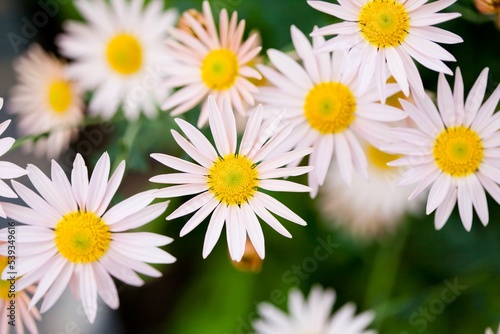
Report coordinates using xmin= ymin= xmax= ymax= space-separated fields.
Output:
xmin=253 ymin=285 xmax=376 ymax=334
xmin=162 ymin=1 xmax=262 ymax=127
xmin=9 ymin=45 xmax=83 ymax=159
xmin=308 ymin=0 xmax=462 ymax=101
xmin=384 ymin=67 xmax=500 ymax=231
xmin=57 ymin=0 xmax=177 ymax=120
xmin=0 ymin=255 xmax=41 ymax=334
xmin=256 ymin=26 xmax=407 ymax=196
xmin=0 ymin=152 xmax=175 ymax=323
xmin=0 ymin=115 xmax=28 ymax=218
xmin=151 ymin=96 xmax=312 ymax=261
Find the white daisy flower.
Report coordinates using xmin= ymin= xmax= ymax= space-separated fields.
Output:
xmin=319 ymin=142 xmax=421 ymax=239
xmin=486 ymin=324 xmax=500 ymax=334
xmin=0 ymin=115 xmax=28 ymax=218
xmin=253 ymin=285 xmax=376 ymax=334
xmin=161 ymin=0 xmax=262 ymax=127
xmin=256 ymin=26 xmax=407 ymax=196
xmin=308 ymin=0 xmax=463 ymax=101
xmin=57 ymin=0 xmax=177 ymax=120
xmin=9 ymin=44 xmax=84 ymax=159
xmin=0 ymin=254 xmax=41 ymax=334
xmin=0 ymin=152 xmax=175 ymax=323
xmin=150 ymin=96 xmax=312 ymax=261
xmin=384 ymin=67 xmax=500 ymax=231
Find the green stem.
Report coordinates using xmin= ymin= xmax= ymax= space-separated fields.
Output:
xmin=364 ymin=222 xmax=410 ymax=329
xmin=112 ymin=120 xmax=142 ymax=171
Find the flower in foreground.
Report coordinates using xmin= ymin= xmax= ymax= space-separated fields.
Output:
xmin=10 ymin=44 xmax=84 ymax=158
xmin=151 ymin=96 xmax=312 ymax=261
xmin=57 ymin=0 xmax=177 ymax=120
xmin=162 ymin=0 xmax=262 ymax=127
xmin=0 ymin=112 xmax=28 ymax=218
xmin=319 ymin=142 xmax=421 ymax=239
xmin=256 ymin=26 xmax=407 ymax=196
xmin=253 ymin=285 xmax=376 ymax=334
xmin=384 ymin=67 xmax=500 ymax=230
xmin=0 ymin=255 xmax=41 ymax=334
xmin=308 ymin=0 xmax=462 ymax=101
xmin=0 ymin=152 xmax=175 ymax=323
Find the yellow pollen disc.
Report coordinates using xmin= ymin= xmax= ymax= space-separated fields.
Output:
xmin=433 ymin=126 xmax=484 ymax=177
xmin=0 ymin=256 xmax=13 ymax=299
xmin=106 ymin=34 xmax=143 ymax=75
xmin=48 ymin=80 xmax=72 ymax=114
xmin=55 ymin=211 xmax=111 ymax=264
xmin=358 ymin=0 xmax=410 ymax=48
xmin=304 ymin=82 xmax=356 ymax=134
xmin=207 ymin=154 xmax=259 ymax=205
xmin=367 ymin=145 xmax=400 ymax=170
xmin=201 ymin=49 xmax=239 ymax=91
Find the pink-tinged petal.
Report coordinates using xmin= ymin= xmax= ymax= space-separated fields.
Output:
xmin=307 ymin=1 xmax=359 ymax=21
xmin=249 ymin=199 xmax=292 ymax=238
xmin=357 ymin=43 xmax=378 ymax=95
xmin=71 ymin=154 xmax=89 ymax=210
xmin=202 ymin=203 xmax=227 ymax=258
xmin=437 ymin=72 xmax=456 ymax=127
xmin=221 ymin=99 xmax=238 ymax=153
xmin=472 ymin=84 xmax=500 ymax=132
xmin=99 ymin=254 xmax=144 ymax=286
xmin=357 ymin=103 xmax=407 ymax=122
xmin=434 ymin=185 xmax=457 ymax=230
xmin=256 ymin=65 xmax=305 ymax=97
xmin=86 ymin=152 xmax=110 ymax=213
xmin=408 ymin=167 xmax=440 ymax=200
xmin=345 ymin=130 xmax=369 ymax=180
xmin=457 ymin=182 xmax=473 ymax=231
xmin=386 ymin=47 xmax=409 ymax=96
xmin=155 ymin=184 xmax=207 ymax=199
xmin=151 ymin=153 xmax=207 ymax=175
xmin=226 ymin=206 xmax=246 ymax=261
xmin=267 ymin=49 xmax=313 ymax=91
xmin=175 ymin=119 xmax=218 ymax=161
xmin=179 ymin=197 xmax=219 ymax=236
xmin=110 ymin=201 xmax=169 ymax=232
xmin=92 ymin=261 xmax=119 ymax=310
xmin=477 ymin=171 xmax=500 ymax=204
xmin=239 ymin=105 xmax=264 ymax=156
xmin=102 ymin=190 xmax=155 ymax=225
xmin=410 ymin=12 xmax=461 ymax=26
xmin=13 ymin=180 xmax=61 ymax=222
xmin=29 ymin=255 xmax=67 ymax=310
xmin=240 ymin=204 xmax=265 ymax=259
xmin=51 ymin=160 xmax=78 ymax=213
xmin=2 ymin=203 xmax=54 ymax=227
xmin=259 ymin=166 xmax=314 ymax=179
xmin=167 ymin=192 xmax=213 ymax=220
xmin=466 ymin=175 xmax=489 ymax=226
xmin=162 ymin=84 xmax=207 ymax=113
xmin=396 ymin=46 xmax=426 ymax=98
xmin=40 ymin=261 xmax=74 ymax=313
xmin=426 ymin=172 xmax=452 ymax=214
xmin=79 ymin=264 xmax=98 ymax=323
xmin=106 ymin=248 xmax=162 ymax=278
xmin=410 ymin=26 xmax=463 ymax=44
xmin=149 ymin=173 xmax=206 ymax=184
xmin=202 ymin=0 xmax=219 ymax=47
xmin=171 ymin=130 xmax=213 ymax=168
xmin=112 ymin=232 xmax=173 ymax=247
xmin=259 ymin=179 xmax=311 ymax=193
xmin=334 ymin=133 xmax=353 ymax=186
xmin=0 ymin=225 xmax=54 ymax=243
xmin=258 ymin=148 xmax=313 ymax=172
xmin=315 ymin=135 xmax=334 ymax=185
xmin=0 ymin=137 xmax=15 ymax=157
xmin=250 ymin=123 xmax=294 ymax=163
xmin=410 ymin=0 xmax=458 ymax=17
xmin=207 ymin=96 xmax=231 ymax=156
xmin=400 ymin=99 xmax=440 ymax=137
xmin=95 ymin=161 xmax=125 ymax=217
xmin=111 ymin=242 xmax=176 ymax=264
xmin=291 ymin=25 xmax=320 ymax=84
xmin=255 ymin=192 xmax=307 ymax=226
xmin=0 ymin=119 xmax=11 ymax=137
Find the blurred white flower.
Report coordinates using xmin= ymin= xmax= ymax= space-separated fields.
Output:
xmin=486 ymin=323 xmax=500 ymax=334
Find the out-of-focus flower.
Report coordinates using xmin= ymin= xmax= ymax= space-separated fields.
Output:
xmin=256 ymin=26 xmax=407 ymax=197
xmin=319 ymin=142 xmax=421 ymax=239
xmin=162 ymin=1 xmax=262 ymax=127
xmin=0 ymin=115 xmax=28 ymax=218
xmin=151 ymin=96 xmax=312 ymax=261
xmin=0 ymin=152 xmax=175 ymax=323
xmin=253 ymin=285 xmax=376 ymax=334
xmin=231 ymin=238 xmax=263 ymax=272
xmin=308 ymin=0 xmax=463 ymax=102
xmin=9 ymin=45 xmax=83 ymax=159
xmin=474 ymin=0 xmax=500 ymax=28
xmin=0 ymin=254 xmax=41 ymax=334
xmin=486 ymin=323 xmax=500 ymax=334
xmin=384 ymin=67 xmax=500 ymax=231
xmin=57 ymin=0 xmax=177 ymax=120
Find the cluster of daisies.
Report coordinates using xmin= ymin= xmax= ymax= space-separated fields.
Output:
xmin=0 ymin=0 xmax=499 ymax=332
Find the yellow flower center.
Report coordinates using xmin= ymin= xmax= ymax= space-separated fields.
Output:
xmin=207 ymin=154 xmax=259 ymax=205
xmin=201 ymin=49 xmax=239 ymax=91
xmin=367 ymin=145 xmax=400 ymax=170
xmin=106 ymin=34 xmax=143 ymax=75
xmin=48 ymin=80 xmax=73 ymax=114
xmin=304 ymin=82 xmax=356 ymax=134
xmin=55 ymin=211 xmax=111 ymax=264
xmin=433 ymin=126 xmax=484 ymax=177
xmin=0 ymin=257 xmax=13 ymax=300
xmin=358 ymin=0 xmax=410 ymax=48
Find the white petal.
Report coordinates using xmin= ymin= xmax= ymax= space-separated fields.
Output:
xmin=179 ymin=197 xmax=219 ymax=236
xmin=86 ymin=152 xmax=110 ymax=212
xmin=202 ymin=203 xmax=227 ymax=258
xmin=240 ymin=203 xmax=265 ymax=259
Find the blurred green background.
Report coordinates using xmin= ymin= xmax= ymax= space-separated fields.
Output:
xmin=2 ymin=0 xmax=500 ymax=333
